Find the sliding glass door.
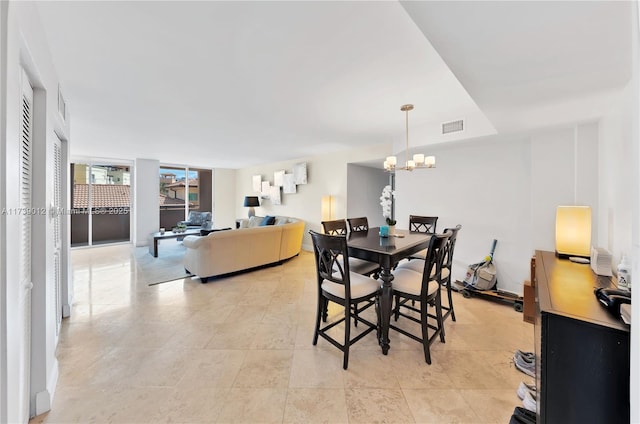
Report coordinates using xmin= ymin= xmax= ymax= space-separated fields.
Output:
xmin=159 ymin=166 xmax=212 ymax=230
xmin=71 ymin=162 xmax=132 ymax=247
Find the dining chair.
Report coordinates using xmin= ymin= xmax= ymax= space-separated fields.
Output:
xmin=322 ymin=219 xmax=380 ymax=277
xmin=347 ymin=217 xmax=369 ymax=233
xmin=389 ymin=230 xmax=451 ymax=364
xmin=309 ymin=230 xmax=380 ymax=369
xmin=397 ymin=225 xmax=462 ymax=323
xmin=408 ymin=215 xmax=438 ymax=260
xmin=321 ymin=219 xmax=381 ymax=326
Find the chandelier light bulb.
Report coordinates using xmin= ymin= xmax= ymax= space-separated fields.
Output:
xmin=383 ymin=104 xmax=436 ymax=172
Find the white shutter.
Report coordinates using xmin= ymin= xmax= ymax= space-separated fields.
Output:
xmin=18 ymin=69 xmax=33 ymax=423
xmin=20 ymin=81 xmax=33 ymax=284
xmin=53 ymin=138 xmax=62 ymax=334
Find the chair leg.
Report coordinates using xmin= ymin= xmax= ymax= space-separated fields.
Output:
xmin=313 ymin=296 xmax=323 ymax=345
xmin=447 ymin=280 xmax=456 ymax=321
xmin=322 ymin=298 xmax=328 ymax=322
xmin=375 ymin=296 xmax=381 ymax=341
xmin=436 ymin=291 xmax=446 ymax=343
xmin=393 ymin=294 xmax=400 ymax=321
xmin=420 ymin=301 xmax=432 ymax=365
xmin=343 ymin=303 xmax=351 ymax=370
xmin=353 ymin=302 xmax=358 ymax=328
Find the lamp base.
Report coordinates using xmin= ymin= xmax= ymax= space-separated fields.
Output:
xmin=248 ymin=207 xmax=255 ymax=218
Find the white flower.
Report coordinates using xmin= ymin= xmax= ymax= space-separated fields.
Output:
xmin=380 ymin=185 xmax=395 ymax=224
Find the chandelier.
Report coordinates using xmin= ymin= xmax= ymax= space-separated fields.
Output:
xmin=384 ymin=104 xmax=436 ymax=172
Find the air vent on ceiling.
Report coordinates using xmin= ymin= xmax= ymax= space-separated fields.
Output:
xmin=442 ymin=119 xmax=464 ymax=134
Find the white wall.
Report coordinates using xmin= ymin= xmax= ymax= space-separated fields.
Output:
xmin=347 ymin=164 xmax=390 ymax=227
xmin=213 ymin=168 xmax=237 ymax=230
xmin=0 ymin=1 xmax=8 ymax=421
xmin=600 ymin=85 xmax=635 ymax=265
xmin=394 ymin=123 xmax=599 ymax=295
xmin=631 ymin=4 xmax=640 ymax=421
xmin=600 ymin=72 xmax=639 ymax=422
xmin=134 ymin=159 xmax=160 ymax=246
xmin=3 ymin=1 xmax=71 ymax=421
xmin=0 ymin=1 xmax=9 ymax=423
xmin=235 ymin=143 xmax=390 ymax=250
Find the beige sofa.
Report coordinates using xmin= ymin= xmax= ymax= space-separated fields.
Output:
xmin=182 ymin=216 xmax=305 ymax=282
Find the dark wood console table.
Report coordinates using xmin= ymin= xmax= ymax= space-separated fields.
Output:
xmin=534 ymin=250 xmax=630 ymax=423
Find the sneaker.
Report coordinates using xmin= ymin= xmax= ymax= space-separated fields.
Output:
xmin=515 ymin=350 xmax=535 ymax=361
xmin=516 ymin=381 xmax=536 ymax=400
xmin=513 ymin=352 xmax=535 ymax=377
xmin=510 ymin=406 xmax=537 ymax=424
xmin=522 ymin=390 xmax=536 ymax=412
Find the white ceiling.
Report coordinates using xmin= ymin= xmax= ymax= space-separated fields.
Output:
xmin=34 ymin=1 xmax=632 ymax=169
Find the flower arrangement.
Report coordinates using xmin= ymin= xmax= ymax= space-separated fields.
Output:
xmin=380 ymin=185 xmax=396 ymax=226
xmin=172 ymin=223 xmax=188 ymax=233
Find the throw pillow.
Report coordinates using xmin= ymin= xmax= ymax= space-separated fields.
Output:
xmin=189 ymin=212 xmax=204 ymax=225
xmin=248 ymin=216 xmax=263 ymax=227
xmin=260 ymin=215 xmax=276 ymax=226
xmin=274 ymin=216 xmax=289 ymax=226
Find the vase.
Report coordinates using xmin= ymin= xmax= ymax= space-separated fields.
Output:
xmin=388 ymin=225 xmax=396 ymax=236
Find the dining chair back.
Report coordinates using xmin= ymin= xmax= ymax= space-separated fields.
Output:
xmin=408 ymin=215 xmax=439 ymax=260
xmin=409 ymin=215 xmax=438 ymax=234
xmin=321 ymin=219 xmax=348 ymax=236
xmin=441 ymin=225 xmax=462 ymax=322
xmin=347 ymin=217 xmax=369 ymax=233
xmin=309 ymin=230 xmax=380 ymax=369
xmin=389 ymin=230 xmax=451 ymax=364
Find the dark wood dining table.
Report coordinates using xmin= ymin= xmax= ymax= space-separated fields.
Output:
xmin=347 ymin=227 xmax=432 ymax=354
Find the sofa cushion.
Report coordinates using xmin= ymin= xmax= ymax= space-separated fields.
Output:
xmin=248 ymin=216 xmax=264 ymax=228
xmin=274 ymin=216 xmax=289 ymax=225
xmin=260 ymin=215 xmax=276 ymax=226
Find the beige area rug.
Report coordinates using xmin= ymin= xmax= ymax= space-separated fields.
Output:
xmin=135 ymin=239 xmax=192 ymax=286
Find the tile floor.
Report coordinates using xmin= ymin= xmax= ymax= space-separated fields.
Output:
xmin=31 ymin=242 xmax=534 ymax=424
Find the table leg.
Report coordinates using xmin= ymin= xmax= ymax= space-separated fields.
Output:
xmin=378 ymin=266 xmax=394 ymax=354
xmin=152 ymin=238 xmax=159 ymax=257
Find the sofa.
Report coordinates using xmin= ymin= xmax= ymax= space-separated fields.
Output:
xmin=182 ymin=216 xmax=305 ymax=282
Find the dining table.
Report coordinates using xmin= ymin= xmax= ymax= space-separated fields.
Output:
xmin=346 ymin=227 xmax=432 ymax=354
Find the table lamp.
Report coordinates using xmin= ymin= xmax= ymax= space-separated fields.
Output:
xmin=555 ymin=205 xmax=591 ymax=262
xmin=243 ymin=196 xmax=260 ymax=218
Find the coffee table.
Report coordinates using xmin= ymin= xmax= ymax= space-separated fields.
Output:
xmin=148 ymin=229 xmax=201 ymax=257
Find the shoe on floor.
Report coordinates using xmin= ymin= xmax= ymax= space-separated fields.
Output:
xmin=509 ymin=406 xmax=537 ymax=424
xmin=522 ymin=390 xmax=537 ymax=412
xmin=515 ymin=350 xmax=535 ymax=361
xmin=513 ymin=352 xmax=536 ymax=377
xmin=517 ymin=381 xmax=536 ymax=400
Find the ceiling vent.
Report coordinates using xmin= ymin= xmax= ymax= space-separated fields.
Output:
xmin=442 ymin=119 xmax=464 ymax=134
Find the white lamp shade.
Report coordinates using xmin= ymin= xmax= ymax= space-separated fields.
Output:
xmin=321 ymin=195 xmax=333 ymax=221
xmin=413 ymin=153 xmax=425 ymax=165
xmin=555 ymin=206 xmax=591 ymax=257
xmin=386 ymin=156 xmax=397 ymax=166
xmin=425 ymin=156 xmax=436 ymax=167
